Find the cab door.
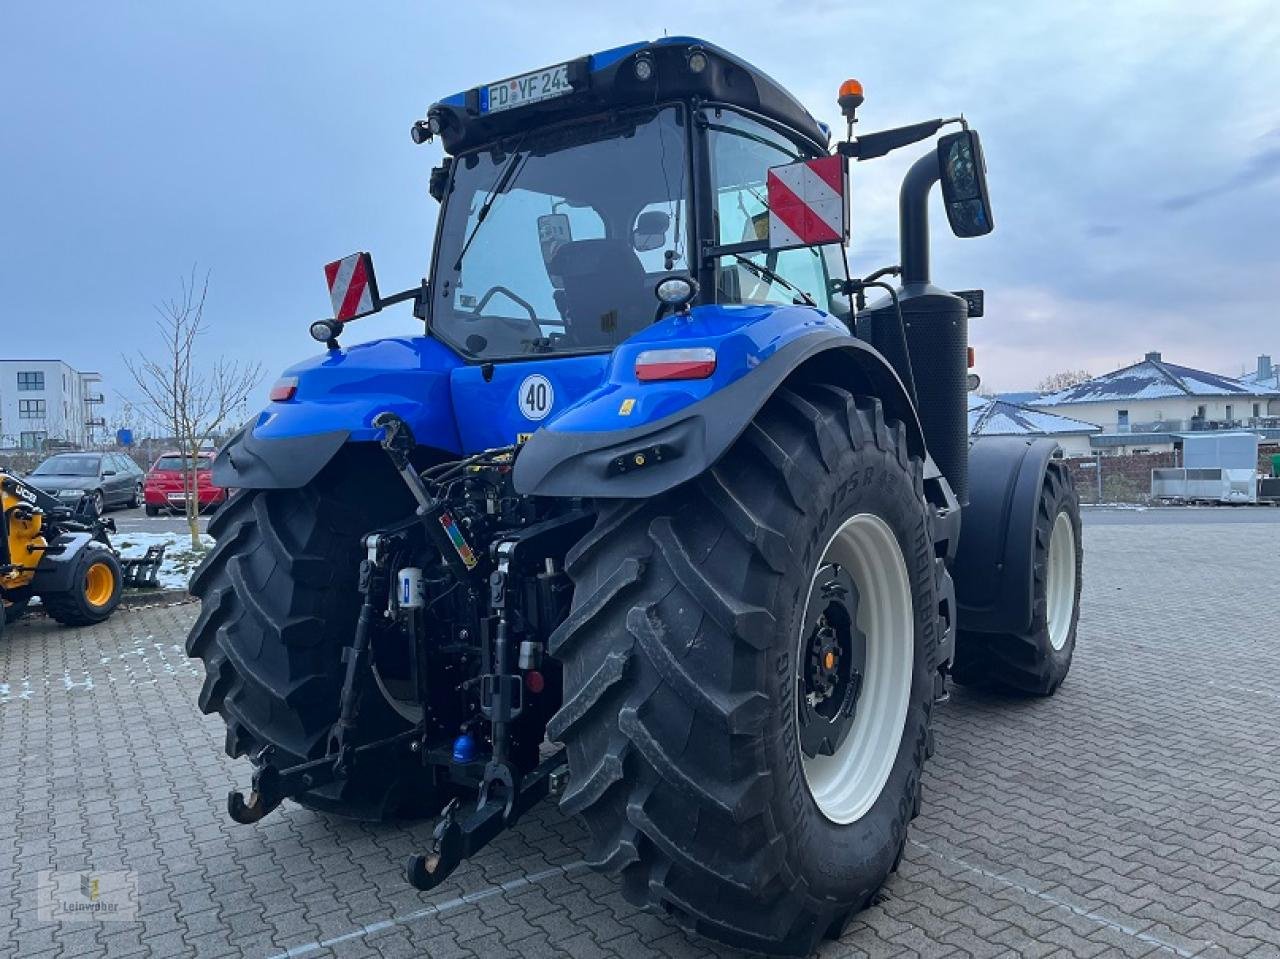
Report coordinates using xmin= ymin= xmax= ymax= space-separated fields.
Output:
xmin=695 ymin=107 xmax=851 ymax=320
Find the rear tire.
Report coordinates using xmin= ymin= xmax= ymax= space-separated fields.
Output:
xmin=185 ymin=451 xmax=443 ymax=821
xmin=549 ymin=386 xmax=944 ymax=956
xmin=128 ymin=483 xmax=142 ymax=508
xmin=144 ymin=504 xmax=160 ymax=517
xmin=952 ymin=460 xmax=1081 ymax=695
xmin=44 ymin=547 xmax=123 ymax=627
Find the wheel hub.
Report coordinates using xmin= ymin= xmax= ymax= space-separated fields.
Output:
xmin=798 ymin=563 xmax=866 ymax=759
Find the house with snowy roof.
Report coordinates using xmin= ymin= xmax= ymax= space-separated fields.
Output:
xmin=1029 ymin=351 xmax=1280 ymax=454
xmin=967 ymin=394 xmax=1102 ymax=456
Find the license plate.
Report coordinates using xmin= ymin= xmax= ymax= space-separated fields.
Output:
xmin=167 ymin=492 xmax=188 ymax=502
xmin=58 ymin=490 xmax=82 ymax=497
xmin=481 ymin=63 xmax=571 ymax=115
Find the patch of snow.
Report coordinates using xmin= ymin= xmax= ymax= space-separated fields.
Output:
xmin=0 ymin=635 xmax=202 ymax=706
xmin=112 ymin=531 xmax=213 ymax=590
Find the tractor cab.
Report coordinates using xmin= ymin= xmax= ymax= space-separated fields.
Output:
xmin=312 ymin=39 xmax=855 ymax=363
xmin=420 ymin=38 xmax=853 ymax=361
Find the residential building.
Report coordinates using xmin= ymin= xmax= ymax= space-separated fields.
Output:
xmin=1030 ymin=352 xmax=1280 ymax=454
xmin=1235 ymin=354 xmax=1279 ymax=393
xmin=968 ymin=394 xmax=1102 ymax=456
xmin=0 ymin=359 xmax=106 ymax=450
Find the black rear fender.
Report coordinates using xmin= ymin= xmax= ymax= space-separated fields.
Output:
xmin=210 ymin=425 xmax=351 ymax=491
xmin=953 ymin=436 xmax=1062 ymax=635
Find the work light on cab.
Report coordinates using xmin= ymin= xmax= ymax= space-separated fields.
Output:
xmin=634 ymin=347 xmax=717 ymax=382
xmin=309 ymin=319 xmax=342 ymax=344
xmin=655 ymin=275 xmax=698 ymax=307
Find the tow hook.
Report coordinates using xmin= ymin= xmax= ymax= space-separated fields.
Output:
xmin=405 ymin=752 xmax=566 ymax=892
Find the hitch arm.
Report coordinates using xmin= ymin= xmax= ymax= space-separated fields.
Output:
xmin=227 ymin=730 xmax=419 ymax=825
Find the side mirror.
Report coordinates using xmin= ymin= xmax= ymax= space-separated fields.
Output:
xmin=766 ymin=155 xmax=848 ymax=250
xmin=324 ymin=252 xmax=381 ymax=322
xmin=632 ymin=210 xmax=670 ymax=252
xmin=428 ymin=158 xmax=453 ymax=203
xmin=938 ymin=130 xmax=994 ymax=238
xmin=537 ymin=213 xmax=572 ymax=268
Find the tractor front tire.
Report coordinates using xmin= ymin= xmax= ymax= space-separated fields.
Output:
xmin=549 ymin=385 xmax=943 ymax=956
xmin=952 ymin=460 xmax=1081 ymax=695
xmin=186 ymin=454 xmax=442 ymax=821
xmin=43 ymin=547 xmax=123 ymax=627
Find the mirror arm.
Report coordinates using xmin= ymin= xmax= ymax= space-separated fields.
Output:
xmin=839 ymin=117 xmax=963 ymax=162
xmin=900 ymin=152 xmax=941 ymax=286
xmin=373 ymin=279 xmax=431 ymax=320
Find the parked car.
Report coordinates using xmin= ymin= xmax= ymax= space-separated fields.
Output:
xmin=143 ymin=452 xmax=227 ymax=515
xmin=25 ymin=452 xmax=144 ymax=514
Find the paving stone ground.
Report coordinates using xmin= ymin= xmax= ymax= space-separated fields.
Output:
xmin=2 ymin=519 xmax=1279 ymax=958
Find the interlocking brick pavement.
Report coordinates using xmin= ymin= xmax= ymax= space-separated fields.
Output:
xmin=2 ymin=519 xmax=1279 ymax=958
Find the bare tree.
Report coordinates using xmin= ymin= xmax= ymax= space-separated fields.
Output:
xmin=1037 ymin=369 xmax=1093 ymax=393
xmin=125 ymin=267 xmax=261 ymax=547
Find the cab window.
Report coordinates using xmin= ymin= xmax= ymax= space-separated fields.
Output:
xmin=431 ymin=107 xmax=691 ymax=358
xmin=705 ymin=110 xmax=849 ymax=315
xmin=454 ymin=189 xmax=606 ymax=323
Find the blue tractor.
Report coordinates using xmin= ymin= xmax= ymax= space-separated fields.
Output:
xmin=189 ymin=38 xmax=1082 ymax=955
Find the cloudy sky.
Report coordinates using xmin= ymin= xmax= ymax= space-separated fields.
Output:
xmin=3 ymin=0 xmax=1278 ymax=414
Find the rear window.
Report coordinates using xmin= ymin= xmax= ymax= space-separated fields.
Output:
xmin=152 ymin=455 xmax=211 ymax=471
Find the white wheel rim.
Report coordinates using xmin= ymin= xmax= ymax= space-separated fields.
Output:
xmin=798 ymin=513 xmax=914 ymax=825
xmin=1046 ymin=510 xmax=1076 ymax=651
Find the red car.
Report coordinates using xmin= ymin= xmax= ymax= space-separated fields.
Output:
xmin=143 ymin=452 xmax=228 ymax=515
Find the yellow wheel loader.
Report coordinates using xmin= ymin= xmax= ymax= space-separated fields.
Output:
xmin=1 ymin=467 xmax=143 ymax=628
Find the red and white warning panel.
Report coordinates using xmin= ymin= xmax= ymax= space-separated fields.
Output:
xmin=324 ymin=252 xmax=380 ymax=322
xmin=766 ymin=155 xmax=849 ymax=250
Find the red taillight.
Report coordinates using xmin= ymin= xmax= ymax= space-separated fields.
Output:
xmin=269 ymin=377 xmax=298 ymax=402
xmin=634 ymin=348 xmax=717 ymax=382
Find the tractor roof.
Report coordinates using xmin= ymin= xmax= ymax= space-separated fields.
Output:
xmin=428 ymin=37 xmax=828 ymax=155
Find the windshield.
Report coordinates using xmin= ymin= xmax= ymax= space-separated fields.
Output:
xmin=34 ymin=455 xmax=99 ymax=476
xmin=152 ymin=455 xmax=210 ymax=471
xmin=431 ymin=106 xmax=690 ymax=359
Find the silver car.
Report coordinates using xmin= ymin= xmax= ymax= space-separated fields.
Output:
xmin=24 ymin=452 xmax=144 ymax=514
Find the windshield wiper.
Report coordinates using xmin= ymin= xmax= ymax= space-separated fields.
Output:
xmin=730 ymin=253 xmax=817 ymax=307
xmin=453 ymin=143 xmax=528 ymax=272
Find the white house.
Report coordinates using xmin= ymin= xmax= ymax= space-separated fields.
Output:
xmin=0 ymin=359 xmax=106 ymax=450
xmin=1030 ymin=352 xmax=1280 ymax=455
xmin=967 ymin=394 xmax=1102 ymax=456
